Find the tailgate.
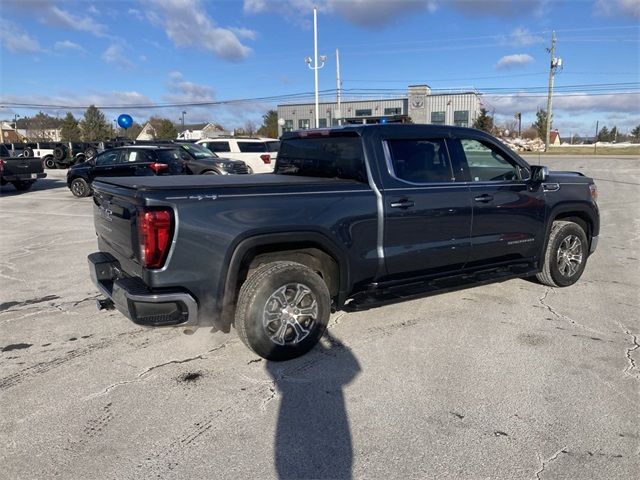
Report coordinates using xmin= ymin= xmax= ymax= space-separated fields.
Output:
xmin=92 ymin=182 xmax=144 ymax=276
xmin=2 ymin=158 xmax=44 ymax=175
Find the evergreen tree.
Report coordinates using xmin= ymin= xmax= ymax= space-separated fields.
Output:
xmin=80 ymin=105 xmax=110 ymax=141
xmin=597 ymin=126 xmax=610 ymax=142
xmin=631 ymin=125 xmax=640 ymax=143
xmin=610 ymin=126 xmax=619 ymax=142
xmin=472 ymin=108 xmax=493 ymax=133
xmin=60 ymin=112 xmax=81 ymax=141
xmin=532 ymin=108 xmax=550 ymax=140
xmin=257 ymin=110 xmax=278 ymax=138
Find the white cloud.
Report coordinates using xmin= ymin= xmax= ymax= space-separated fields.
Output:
xmin=144 ymin=0 xmax=253 ymax=61
xmin=503 ymin=27 xmax=544 ymax=47
xmin=495 ymin=54 xmax=534 ymax=69
xmin=487 ymin=92 xmax=640 ymax=115
xmin=164 ymin=72 xmax=215 ymax=102
xmin=54 ymin=40 xmax=86 ymax=54
xmin=128 ymin=8 xmax=144 ymax=20
xmin=0 ymin=21 xmax=42 ymax=54
xmin=447 ymin=0 xmax=546 ymax=17
xmin=102 ymin=44 xmax=134 ymax=69
xmin=595 ymin=0 xmax=640 ymax=18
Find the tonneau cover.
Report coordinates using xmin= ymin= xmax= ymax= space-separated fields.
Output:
xmin=93 ymin=174 xmax=361 ymax=191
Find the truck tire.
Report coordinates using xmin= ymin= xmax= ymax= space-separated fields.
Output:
xmin=202 ymin=170 xmax=219 ymax=175
xmin=536 ymin=220 xmax=588 ymax=287
xmin=53 ymin=145 xmax=67 ymax=160
xmin=70 ymin=178 xmax=90 ymax=198
xmin=235 ymin=261 xmax=331 ymax=361
xmin=44 ymin=156 xmax=57 ymax=169
xmin=12 ymin=181 xmax=34 ymax=191
xmin=84 ymin=146 xmax=98 ymax=158
xmin=22 ymin=147 xmax=34 ymax=157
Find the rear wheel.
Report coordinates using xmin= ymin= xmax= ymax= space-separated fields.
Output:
xmin=235 ymin=261 xmax=330 ymax=361
xmin=202 ymin=170 xmax=219 ymax=175
xmin=70 ymin=177 xmax=90 ymax=198
xmin=536 ymin=220 xmax=589 ymax=287
xmin=84 ymin=146 xmax=97 ymax=158
xmin=22 ymin=147 xmax=34 ymax=158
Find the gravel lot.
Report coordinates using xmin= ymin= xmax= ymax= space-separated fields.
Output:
xmin=1 ymin=155 xmax=638 ymax=479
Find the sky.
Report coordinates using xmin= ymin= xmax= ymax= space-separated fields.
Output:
xmin=0 ymin=0 xmax=638 ymax=136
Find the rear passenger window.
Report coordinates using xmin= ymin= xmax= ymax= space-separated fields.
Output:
xmin=459 ymin=139 xmax=518 ymax=182
xmin=205 ymin=141 xmax=230 ymax=153
xmin=238 ymin=142 xmax=267 ymax=153
xmin=386 ymin=139 xmax=453 ymax=183
xmin=276 ymin=135 xmax=367 ymax=182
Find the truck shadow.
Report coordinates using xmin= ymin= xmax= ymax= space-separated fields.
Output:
xmin=266 ymin=333 xmax=361 ymax=480
xmin=0 ymin=178 xmax=68 ymax=196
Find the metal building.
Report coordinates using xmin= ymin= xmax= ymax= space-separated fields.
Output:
xmin=276 ymin=85 xmax=482 ymax=136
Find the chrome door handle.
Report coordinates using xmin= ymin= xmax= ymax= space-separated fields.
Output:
xmin=474 ymin=194 xmax=494 ymax=203
xmin=390 ymin=200 xmax=415 ymax=209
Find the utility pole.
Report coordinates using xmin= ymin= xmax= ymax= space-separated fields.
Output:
xmin=336 ymin=48 xmax=342 ymax=126
xmin=515 ymin=112 xmax=521 ymax=137
xmin=305 ymin=8 xmax=326 ymax=128
xmin=594 ymin=120 xmax=599 ymax=154
xmin=545 ymin=31 xmax=561 ymax=150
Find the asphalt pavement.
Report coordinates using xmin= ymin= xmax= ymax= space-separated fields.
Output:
xmin=1 ymin=155 xmax=638 ymax=479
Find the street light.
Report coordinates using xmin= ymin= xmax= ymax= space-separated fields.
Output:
xmin=13 ymin=113 xmax=20 ymax=130
xmin=305 ymin=7 xmax=326 ymax=129
xmin=181 ymin=111 xmax=187 ymax=130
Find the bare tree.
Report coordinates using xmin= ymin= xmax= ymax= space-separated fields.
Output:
xmin=243 ymin=120 xmax=257 ymax=137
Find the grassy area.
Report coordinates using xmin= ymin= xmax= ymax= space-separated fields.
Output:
xmin=544 ymin=145 xmax=640 ymax=155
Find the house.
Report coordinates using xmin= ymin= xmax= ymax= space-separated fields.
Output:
xmin=137 ymin=122 xmax=156 ymax=140
xmin=177 ymin=123 xmax=229 ymax=140
xmin=0 ymin=122 xmax=23 ymax=143
xmin=550 ymin=130 xmax=561 ymax=145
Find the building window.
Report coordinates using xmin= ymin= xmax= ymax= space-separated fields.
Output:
xmin=355 ymin=109 xmax=372 ymax=117
xmin=384 ymin=107 xmax=402 ymax=116
xmin=431 ymin=111 xmax=445 ymax=125
xmin=298 ymin=119 xmax=310 ymax=130
xmin=318 ymin=118 xmax=327 ymax=128
xmin=454 ymin=110 xmax=469 ymax=127
xmin=331 ymin=118 xmax=340 ymax=126
xmin=283 ymin=120 xmax=293 ymax=132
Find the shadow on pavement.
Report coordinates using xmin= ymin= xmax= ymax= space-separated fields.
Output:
xmin=267 ymin=333 xmax=361 ymax=480
xmin=0 ymin=178 xmax=68 ymax=196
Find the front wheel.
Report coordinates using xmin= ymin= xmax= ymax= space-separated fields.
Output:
xmin=235 ymin=261 xmax=331 ymax=361
xmin=536 ymin=220 xmax=589 ymax=287
xmin=70 ymin=178 xmax=90 ymax=197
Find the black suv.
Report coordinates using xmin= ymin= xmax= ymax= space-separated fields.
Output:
xmin=66 ymin=146 xmax=186 ymax=197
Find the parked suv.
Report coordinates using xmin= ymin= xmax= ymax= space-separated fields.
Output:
xmin=196 ymin=137 xmax=279 ymax=174
xmin=177 ymin=143 xmax=250 ymax=175
xmin=66 ymin=146 xmax=186 ymax=197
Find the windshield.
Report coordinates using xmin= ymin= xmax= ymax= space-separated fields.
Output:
xmin=179 ymin=143 xmax=219 ymax=159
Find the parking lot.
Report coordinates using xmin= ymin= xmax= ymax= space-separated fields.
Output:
xmin=1 ymin=155 xmax=638 ymax=479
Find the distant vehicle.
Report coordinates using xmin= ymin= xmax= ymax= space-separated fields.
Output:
xmin=66 ymin=145 xmax=186 ymax=197
xmin=177 ymin=143 xmax=250 ymax=175
xmin=196 ymin=137 xmax=279 ymax=174
xmin=0 ymin=144 xmax=46 ymax=191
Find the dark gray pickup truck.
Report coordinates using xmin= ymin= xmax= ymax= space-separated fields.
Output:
xmin=0 ymin=144 xmax=46 ymax=191
xmin=88 ymin=125 xmax=599 ymax=360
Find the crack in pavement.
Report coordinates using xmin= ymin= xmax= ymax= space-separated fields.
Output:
xmin=538 ymin=288 xmax=604 ymax=335
xmin=327 ymin=312 xmax=347 ymax=329
xmin=86 ymin=340 xmax=233 ymax=399
xmin=534 ymin=446 xmax=567 ymax=480
xmin=618 ymin=322 xmax=639 ymax=379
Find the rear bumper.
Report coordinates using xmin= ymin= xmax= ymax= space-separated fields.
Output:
xmin=1 ymin=172 xmax=46 ymax=182
xmin=88 ymin=252 xmax=198 ymax=327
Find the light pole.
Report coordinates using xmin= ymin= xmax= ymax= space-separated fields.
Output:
xmin=14 ymin=113 xmax=20 ymax=130
xmin=305 ymin=7 xmax=326 ymax=128
xmin=181 ymin=111 xmax=187 ymax=130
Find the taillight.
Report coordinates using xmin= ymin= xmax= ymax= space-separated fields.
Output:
xmin=138 ymin=208 xmax=173 ymax=268
xmin=0 ymin=160 xmax=4 ymax=173
xmin=260 ymin=154 xmax=271 ymax=164
xmin=589 ymin=183 xmax=598 ymax=202
xmin=150 ymin=162 xmax=169 ymax=174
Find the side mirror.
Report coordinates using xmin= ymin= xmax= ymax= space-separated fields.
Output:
xmin=531 ymin=165 xmax=549 ymax=182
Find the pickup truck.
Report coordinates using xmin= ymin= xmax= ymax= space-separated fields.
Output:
xmin=88 ymin=125 xmax=599 ymax=360
xmin=0 ymin=144 xmax=46 ymax=191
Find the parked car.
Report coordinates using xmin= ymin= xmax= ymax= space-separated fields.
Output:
xmin=66 ymin=145 xmax=186 ymax=197
xmin=0 ymin=144 xmax=46 ymax=191
xmin=88 ymin=124 xmax=599 ymax=360
xmin=177 ymin=142 xmax=250 ymax=175
xmin=196 ymin=137 xmax=279 ymax=174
